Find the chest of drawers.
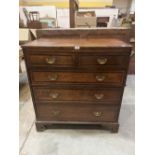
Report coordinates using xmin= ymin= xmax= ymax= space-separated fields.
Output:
xmin=22 ymin=29 xmax=131 ymax=133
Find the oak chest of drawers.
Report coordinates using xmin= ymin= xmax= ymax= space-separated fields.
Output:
xmin=22 ymin=29 xmax=131 ymax=133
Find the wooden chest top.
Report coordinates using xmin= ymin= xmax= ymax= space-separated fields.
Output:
xmin=22 ymin=38 xmax=131 ymax=48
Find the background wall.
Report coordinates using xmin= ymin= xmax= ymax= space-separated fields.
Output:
xmin=113 ymin=0 xmax=133 ymax=13
xmin=19 ymin=0 xmax=135 ymax=28
xmin=130 ymin=0 xmax=135 ymax=12
xmin=20 ymin=0 xmax=113 ymax=8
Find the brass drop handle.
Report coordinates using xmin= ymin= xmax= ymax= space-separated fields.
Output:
xmin=94 ymin=94 xmax=104 ymax=100
xmin=48 ymin=74 xmax=58 ymax=81
xmin=97 ymin=58 xmax=107 ymax=65
xmin=93 ymin=112 xmax=103 ymax=117
xmin=51 ymin=110 xmax=60 ymax=116
xmin=96 ymin=75 xmax=105 ymax=82
xmin=45 ymin=57 xmax=56 ymax=64
xmin=49 ymin=93 xmax=59 ymax=99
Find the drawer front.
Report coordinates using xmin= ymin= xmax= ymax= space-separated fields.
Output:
xmin=33 ymin=87 xmax=122 ymax=103
xmin=31 ymin=71 xmax=124 ymax=86
xmin=79 ymin=55 xmax=129 ymax=68
xmin=36 ymin=104 xmax=118 ymax=122
xmin=28 ymin=54 xmax=75 ymax=67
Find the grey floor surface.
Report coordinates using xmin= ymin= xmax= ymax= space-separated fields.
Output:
xmin=19 ymin=61 xmax=135 ymax=155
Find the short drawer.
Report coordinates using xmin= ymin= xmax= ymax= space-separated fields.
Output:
xmin=33 ymin=87 xmax=122 ymax=104
xmin=28 ymin=54 xmax=75 ymax=67
xmin=31 ymin=71 xmax=125 ymax=86
xmin=79 ymin=55 xmax=129 ymax=68
xmin=36 ymin=104 xmax=119 ymax=122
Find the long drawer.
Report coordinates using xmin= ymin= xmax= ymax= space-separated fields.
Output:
xmin=30 ymin=71 xmax=125 ymax=86
xmin=33 ymin=87 xmax=122 ymax=104
xmin=36 ymin=104 xmax=119 ymax=122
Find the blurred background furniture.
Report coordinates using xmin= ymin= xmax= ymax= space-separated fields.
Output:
xmin=23 ymin=8 xmax=42 ymax=29
xmin=69 ymin=0 xmax=119 ymax=28
xmin=75 ymin=11 xmax=96 ymax=28
xmin=97 ymin=17 xmax=110 ymax=27
xmin=40 ymin=16 xmax=57 ymax=28
xmin=20 ymin=6 xmax=57 ymax=29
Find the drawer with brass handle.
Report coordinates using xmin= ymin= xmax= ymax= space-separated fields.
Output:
xmin=49 ymin=92 xmax=59 ymax=99
xmin=28 ymin=54 xmax=74 ymax=67
xmin=50 ymin=110 xmax=60 ymax=117
xmin=36 ymin=104 xmax=119 ymax=122
xmin=45 ymin=57 xmax=56 ymax=64
xmin=94 ymin=94 xmax=104 ymax=100
xmin=97 ymin=57 xmax=107 ymax=65
xmin=31 ymin=71 xmax=124 ymax=86
xmin=93 ymin=112 xmax=103 ymax=117
xmin=48 ymin=74 xmax=58 ymax=81
xmin=33 ymin=87 xmax=122 ymax=103
xmin=79 ymin=55 xmax=129 ymax=68
xmin=95 ymin=74 xmax=106 ymax=82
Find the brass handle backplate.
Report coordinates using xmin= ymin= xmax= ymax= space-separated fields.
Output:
xmin=97 ymin=58 xmax=107 ymax=65
xmin=74 ymin=45 xmax=80 ymax=50
xmin=48 ymin=74 xmax=58 ymax=81
xmin=49 ymin=93 xmax=59 ymax=99
xmin=96 ymin=75 xmax=105 ymax=82
xmin=45 ymin=57 xmax=56 ymax=64
xmin=93 ymin=112 xmax=103 ymax=117
xmin=51 ymin=110 xmax=60 ymax=116
xmin=94 ymin=94 xmax=104 ymax=100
